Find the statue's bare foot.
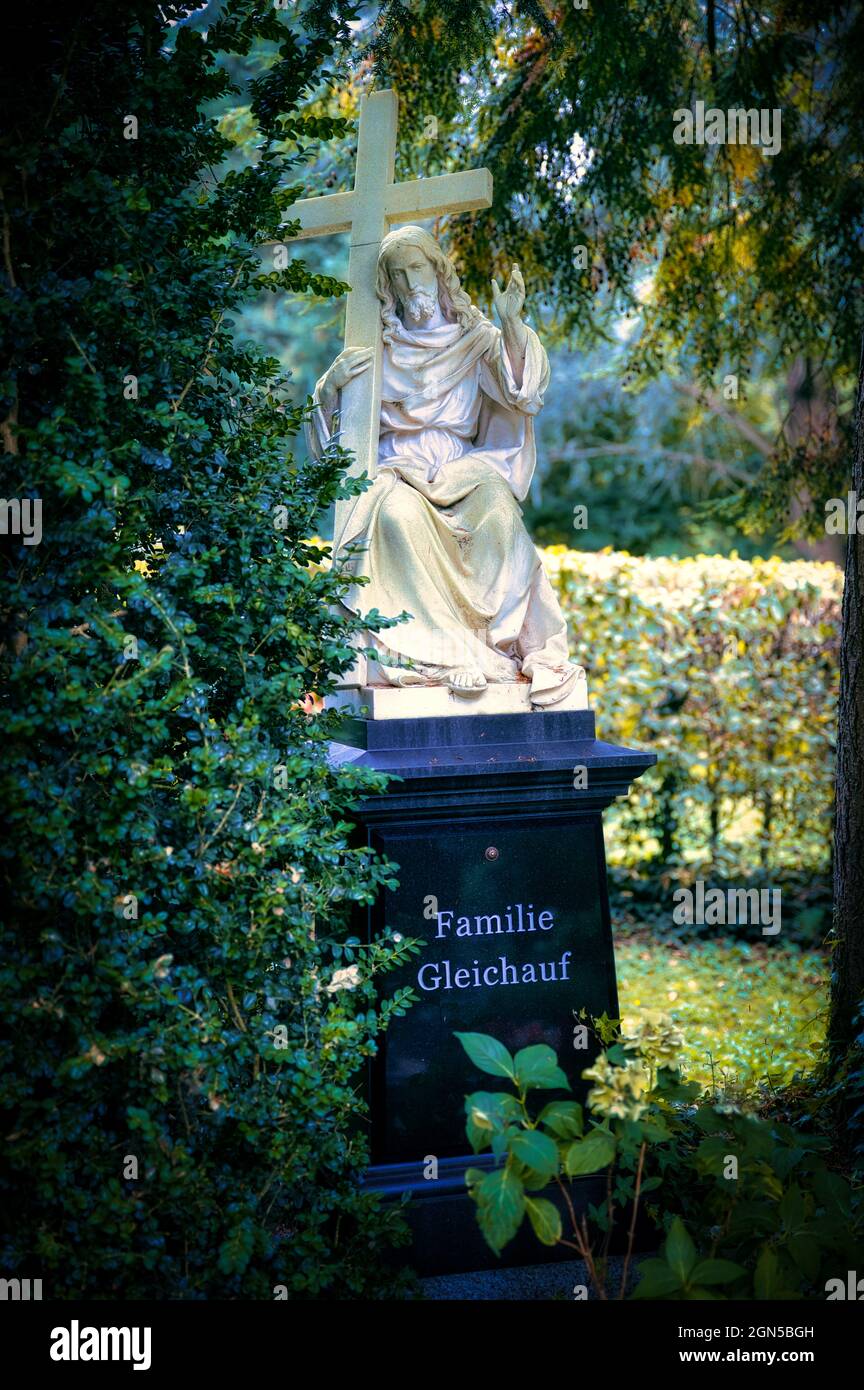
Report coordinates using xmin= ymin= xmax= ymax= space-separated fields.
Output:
xmin=446 ymin=667 xmax=487 ymax=696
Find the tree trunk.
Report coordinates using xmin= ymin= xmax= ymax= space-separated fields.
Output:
xmin=760 ymin=787 xmax=773 ymax=871
xmin=785 ymin=357 xmax=845 ymax=565
xmin=829 ymin=334 xmax=864 ymax=1058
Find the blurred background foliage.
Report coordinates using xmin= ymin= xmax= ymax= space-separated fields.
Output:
xmin=545 ymin=548 xmax=839 ymax=932
xmin=616 ymin=937 xmax=827 ymax=1093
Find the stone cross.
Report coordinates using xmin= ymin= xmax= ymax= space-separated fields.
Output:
xmin=288 ymin=88 xmax=492 ymax=547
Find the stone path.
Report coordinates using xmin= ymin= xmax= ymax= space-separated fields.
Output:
xmin=421 ymin=1255 xmax=642 ymax=1300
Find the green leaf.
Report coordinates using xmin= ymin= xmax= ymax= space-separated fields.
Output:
xmin=631 ymin=1258 xmax=683 ymax=1299
xmin=754 ymin=1247 xmax=778 ymax=1299
xmin=491 ymin=1124 xmax=520 ymax=1160
xmin=564 ymin=1128 xmax=617 ymax=1176
xmin=537 ymin=1100 xmax=583 ymax=1139
xmin=753 ymin=1246 xmax=798 ymax=1300
xmin=593 ymin=1011 xmax=620 ymax=1045
xmin=455 ymin=1032 xmax=516 ymax=1079
xmin=475 ymin=1167 xmax=525 ymax=1254
xmin=525 ymin=1197 xmax=562 ymax=1246
xmin=513 ymin=1044 xmax=570 ymax=1091
xmin=692 ymin=1106 xmax=730 ymax=1134
xmin=665 ymin=1217 xmax=697 ymax=1283
xmin=691 ymin=1259 xmax=747 ymax=1286
xmin=465 ymin=1090 xmax=521 ymax=1153
xmin=788 ymin=1235 xmax=820 ymax=1281
xmin=640 ymin=1116 xmax=672 ymax=1141
xmin=511 ymin=1129 xmax=559 ymax=1180
xmin=521 ymin=1165 xmax=553 ymax=1191
xmin=812 ymin=1168 xmax=852 ymax=1218
xmin=779 ymin=1184 xmax=807 ymax=1232
xmin=217 ymin=1216 xmax=255 ymax=1276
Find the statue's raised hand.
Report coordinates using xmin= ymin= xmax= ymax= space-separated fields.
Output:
xmin=491 ymin=263 xmax=526 ymax=328
xmin=320 ymin=346 xmax=373 ymax=412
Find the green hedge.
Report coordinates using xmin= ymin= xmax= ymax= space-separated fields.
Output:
xmin=547 ymin=549 xmax=840 ymax=893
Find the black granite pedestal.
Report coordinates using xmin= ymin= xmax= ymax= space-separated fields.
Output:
xmin=329 ymin=707 xmax=655 ymax=1275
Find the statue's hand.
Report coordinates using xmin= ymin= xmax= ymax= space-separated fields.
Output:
xmin=491 ymin=263 xmax=526 ymax=328
xmin=320 ymin=346 xmax=373 ymax=412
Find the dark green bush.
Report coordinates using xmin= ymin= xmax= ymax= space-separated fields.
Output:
xmin=0 ymin=1 xmax=416 ymax=1298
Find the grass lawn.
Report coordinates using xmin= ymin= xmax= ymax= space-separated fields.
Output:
xmin=614 ymin=936 xmax=828 ymax=1096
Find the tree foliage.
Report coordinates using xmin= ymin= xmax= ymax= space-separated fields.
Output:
xmin=369 ymin=0 xmax=863 ymax=532
xmin=0 ymin=0 xmax=417 ymax=1298
xmin=529 ymin=349 xmax=789 ymax=555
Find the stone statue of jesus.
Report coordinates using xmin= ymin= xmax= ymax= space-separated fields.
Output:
xmin=306 ymin=224 xmax=584 ymax=707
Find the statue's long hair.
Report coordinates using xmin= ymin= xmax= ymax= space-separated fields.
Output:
xmin=376 ymin=225 xmax=486 ymax=342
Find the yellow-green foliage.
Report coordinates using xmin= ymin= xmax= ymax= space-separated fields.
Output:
xmin=616 ymin=939 xmax=827 ymax=1092
xmin=543 ymin=549 xmax=842 ymax=874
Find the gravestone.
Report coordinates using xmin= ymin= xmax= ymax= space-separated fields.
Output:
xmin=330 ymin=707 xmax=655 ymax=1274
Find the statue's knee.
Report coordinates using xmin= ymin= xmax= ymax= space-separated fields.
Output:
xmin=477 ymin=476 xmax=517 ymax=509
xmin=379 ymin=483 xmax=425 ymax=538
xmin=476 ymin=478 xmax=522 ymax=534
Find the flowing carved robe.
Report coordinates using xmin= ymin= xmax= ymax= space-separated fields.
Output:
xmin=306 ymin=314 xmax=578 ymax=696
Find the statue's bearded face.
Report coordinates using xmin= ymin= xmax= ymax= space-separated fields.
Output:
xmin=384 ymin=244 xmax=439 ymax=325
